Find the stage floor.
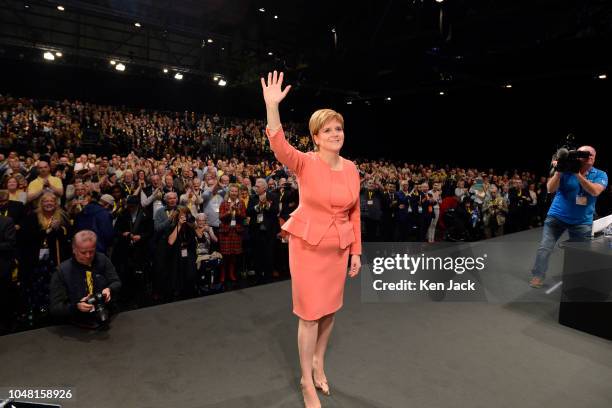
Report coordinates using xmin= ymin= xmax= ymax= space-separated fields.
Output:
xmin=1 ymin=228 xmax=611 ymax=408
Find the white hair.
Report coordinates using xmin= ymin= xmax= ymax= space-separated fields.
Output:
xmin=73 ymin=230 xmax=97 ymax=248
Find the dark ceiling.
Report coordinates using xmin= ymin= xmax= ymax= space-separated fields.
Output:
xmin=0 ymin=0 xmax=611 ymax=100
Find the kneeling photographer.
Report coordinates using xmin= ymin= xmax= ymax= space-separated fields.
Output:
xmin=529 ymin=145 xmax=608 ymax=288
xmin=50 ymin=230 xmax=122 ymax=329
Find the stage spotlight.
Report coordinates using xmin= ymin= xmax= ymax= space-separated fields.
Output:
xmin=55 ymin=52 xmax=62 ymax=57
xmin=385 ymin=97 xmax=392 ymax=101
xmin=218 ymin=79 xmax=227 ymax=86
xmin=439 ymin=91 xmax=445 ymax=95
xmin=274 ymin=15 xmax=278 ymax=19
xmin=134 ymin=22 xmax=141 ymax=28
xmin=259 ymin=8 xmax=265 ymax=12
xmin=207 ymin=38 xmax=213 ymax=43
xmin=598 ymin=74 xmax=607 ymax=80
xmin=268 ymin=52 xmax=273 ymax=56
xmin=43 ymin=51 xmax=55 ymax=61
xmin=163 ymin=68 xmax=168 ymax=73
xmin=110 ymin=60 xmax=116 ymax=65
xmin=175 ymin=72 xmax=183 ymax=80
xmin=57 ymin=5 xmax=65 ymax=11
xmin=115 ymin=63 xmax=126 ymax=71
xmin=504 ymin=84 xmax=513 ymax=88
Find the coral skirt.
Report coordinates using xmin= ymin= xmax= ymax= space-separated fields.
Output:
xmin=288 ymin=225 xmax=350 ymax=321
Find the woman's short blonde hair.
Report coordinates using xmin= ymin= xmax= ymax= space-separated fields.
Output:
xmin=308 ymin=109 xmax=344 ymax=150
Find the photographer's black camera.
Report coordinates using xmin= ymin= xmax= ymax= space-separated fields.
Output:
xmin=186 ymin=213 xmax=196 ymax=224
xmin=86 ymin=292 xmax=109 ymax=324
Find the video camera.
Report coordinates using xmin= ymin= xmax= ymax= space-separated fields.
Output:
xmin=550 ymin=134 xmax=590 ymax=175
xmin=553 ymin=148 xmax=590 ymax=174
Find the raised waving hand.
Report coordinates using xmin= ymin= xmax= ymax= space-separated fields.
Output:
xmin=261 ymin=70 xmax=292 ymax=107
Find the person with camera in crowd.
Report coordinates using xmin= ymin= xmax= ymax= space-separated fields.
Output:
xmin=529 ymin=145 xmax=608 ymax=288
xmin=482 ymin=185 xmax=508 ymax=238
xmin=165 ymin=207 xmax=197 ymax=299
xmin=50 ymin=230 xmax=121 ymax=329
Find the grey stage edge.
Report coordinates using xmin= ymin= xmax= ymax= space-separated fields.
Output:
xmin=1 ymin=228 xmax=611 ymax=408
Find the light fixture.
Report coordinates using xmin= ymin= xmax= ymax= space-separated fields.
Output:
xmin=115 ymin=63 xmax=126 ymax=71
xmin=110 ymin=60 xmax=116 ymax=65
xmin=55 ymin=51 xmax=62 ymax=57
xmin=207 ymin=38 xmax=213 ymax=43
xmin=597 ymin=74 xmax=607 ymax=80
xmin=435 ymin=0 xmax=444 ymax=3
xmin=218 ymin=79 xmax=227 ymax=86
xmin=57 ymin=5 xmax=65 ymax=11
xmin=163 ymin=68 xmax=168 ymax=73
xmin=274 ymin=15 xmax=278 ymax=19
xmin=504 ymin=84 xmax=513 ymax=88
xmin=439 ymin=91 xmax=445 ymax=95
xmin=213 ymin=75 xmax=219 ymax=81
xmin=331 ymin=28 xmax=336 ymax=33
xmin=134 ymin=22 xmax=141 ymax=28
xmin=259 ymin=7 xmax=265 ymax=12
xmin=385 ymin=97 xmax=392 ymax=101
xmin=174 ymin=72 xmax=183 ymax=80
xmin=24 ymin=4 xmax=30 ymax=9
xmin=43 ymin=51 xmax=55 ymax=61
xmin=268 ymin=52 xmax=273 ymax=56
xmin=346 ymin=101 xmax=353 ymax=105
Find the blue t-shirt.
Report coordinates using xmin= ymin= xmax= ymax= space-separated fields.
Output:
xmin=548 ymin=167 xmax=608 ymax=225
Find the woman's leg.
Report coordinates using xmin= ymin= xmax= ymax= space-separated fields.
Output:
xmin=313 ymin=312 xmax=335 ymax=386
xmin=298 ymin=317 xmax=321 ymax=407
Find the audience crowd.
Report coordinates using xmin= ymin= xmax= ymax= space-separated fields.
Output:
xmin=1 ymin=94 xmax=608 ymax=334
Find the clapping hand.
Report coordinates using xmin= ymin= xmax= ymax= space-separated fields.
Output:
xmin=261 ymin=71 xmax=291 ymax=106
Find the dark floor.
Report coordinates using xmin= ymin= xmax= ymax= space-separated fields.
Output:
xmin=1 ymin=228 xmax=611 ymax=408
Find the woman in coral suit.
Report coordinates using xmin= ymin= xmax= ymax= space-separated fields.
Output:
xmin=261 ymin=71 xmax=362 ymax=408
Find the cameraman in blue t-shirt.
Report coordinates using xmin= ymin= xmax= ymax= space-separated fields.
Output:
xmin=529 ymin=145 xmax=608 ymax=288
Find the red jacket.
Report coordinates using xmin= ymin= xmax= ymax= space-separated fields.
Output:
xmin=266 ymin=127 xmax=362 ymax=255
